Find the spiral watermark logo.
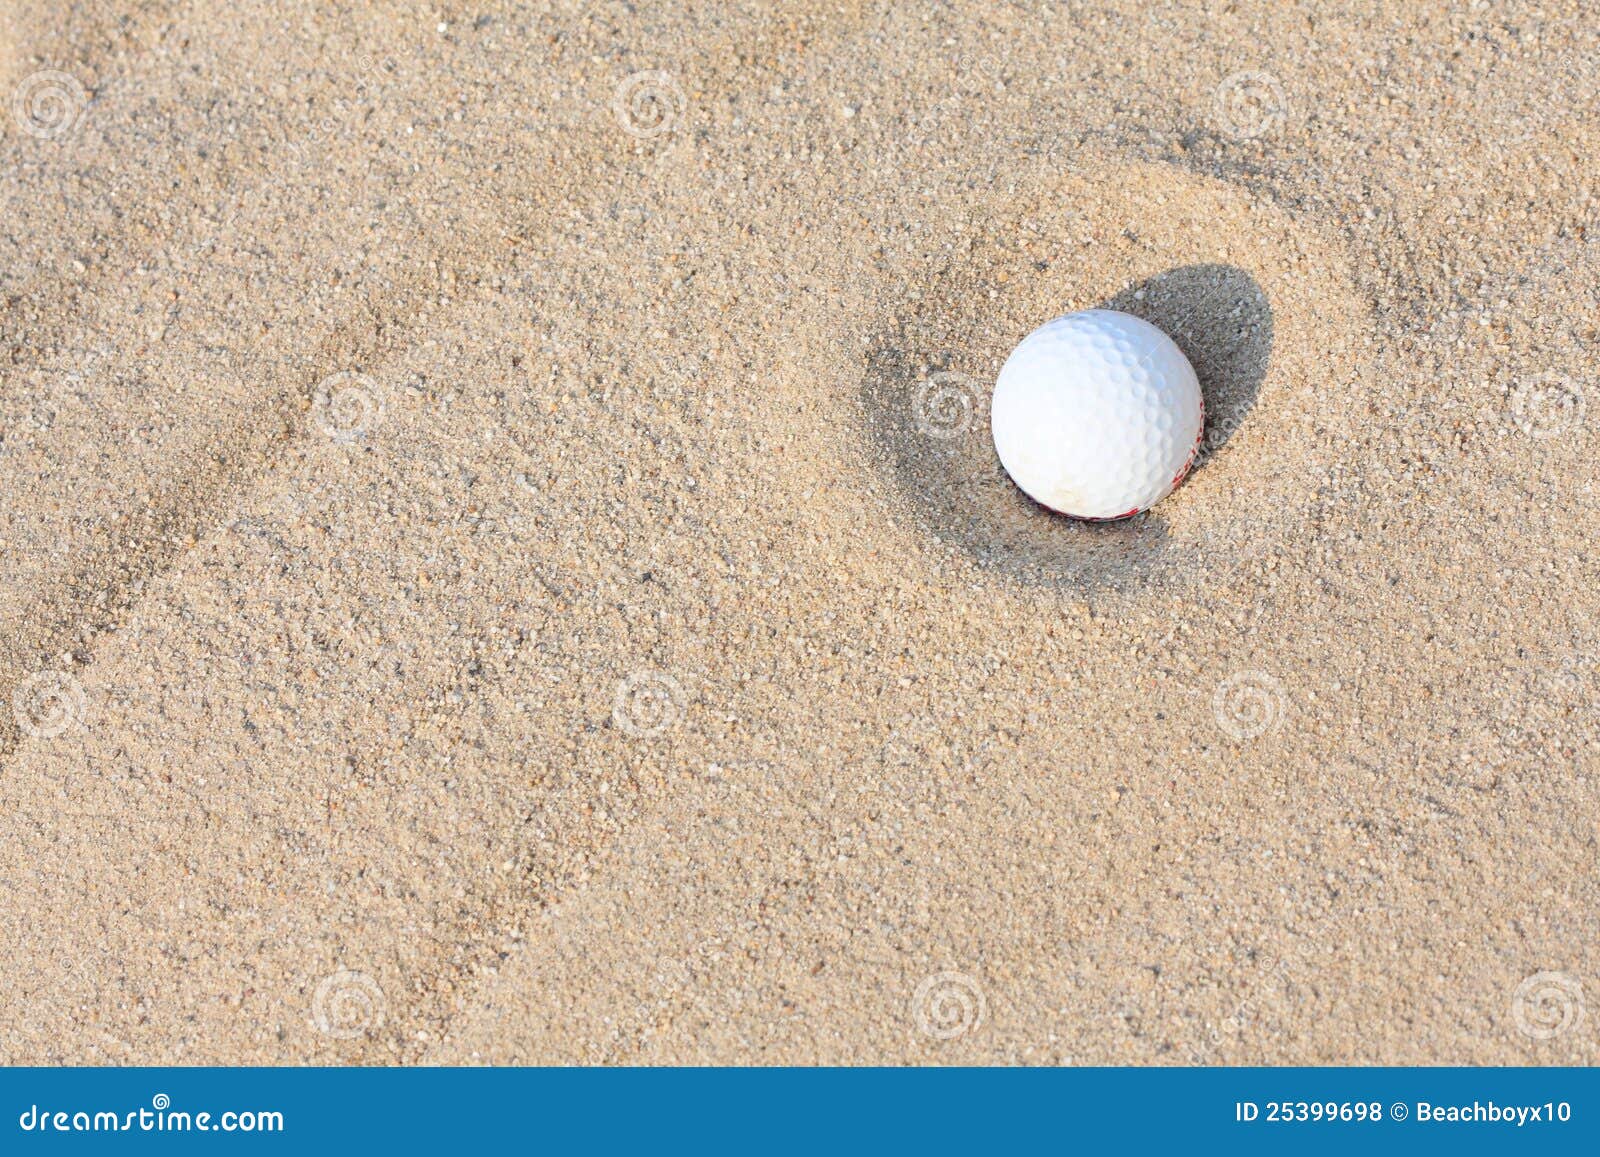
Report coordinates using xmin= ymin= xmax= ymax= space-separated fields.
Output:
xmin=914 ymin=370 xmax=978 ymax=439
xmin=654 ymin=956 xmax=692 ymax=992
xmin=12 ymin=70 xmax=88 ymax=140
xmin=1212 ymin=670 xmax=1285 ymax=740
xmin=1213 ymin=70 xmax=1287 ymax=140
xmin=151 ymin=1093 xmax=171 ymax=1111
xmin=1512 ymin=971 xmax=1584 ymax=1041
xmin=612 ymin=71 xmax=686 ymax=139
xmin=312 ymin=372 xmax=384 ymax=443
xmin=911 ymin=971 xmax=986 ymax=1041
xmin=311 ymin=969 xmax=387 ymax=1039
xmin=613 ymin=672 xmax=684 ymax=738
xmin=1509 ymin=375 xmax=1585 ymax=440
xmin=13 ymin=670 xmax=87 ymax=738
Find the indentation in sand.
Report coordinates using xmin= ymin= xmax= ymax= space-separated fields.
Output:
xmin=851 ymin=158 xmax=1374 ymax=600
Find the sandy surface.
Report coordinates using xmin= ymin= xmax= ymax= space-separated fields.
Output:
xmin=0 ymin=0 xmax=1596 ymax=1064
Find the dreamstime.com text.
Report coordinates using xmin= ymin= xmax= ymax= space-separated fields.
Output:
xmin=17 ymin=1094 xmax=283 ymax=1134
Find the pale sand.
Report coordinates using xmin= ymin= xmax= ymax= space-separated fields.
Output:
xmin=0 ymin=1 xmax=1596 ymax=1063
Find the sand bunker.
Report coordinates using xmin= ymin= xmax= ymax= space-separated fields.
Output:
xmin=2 ymin=1 xmax=1596 ymax=1065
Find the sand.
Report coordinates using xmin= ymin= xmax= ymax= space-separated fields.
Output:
xmin=0 ymin=0 xmax=1596 ymax=1063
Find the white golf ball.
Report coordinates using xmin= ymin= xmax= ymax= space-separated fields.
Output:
xmin=991 ymin=309 xmax=1204 ymax=520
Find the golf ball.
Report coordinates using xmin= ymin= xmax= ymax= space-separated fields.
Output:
xmin=991 ymin=309 xmax=1204 ymax=520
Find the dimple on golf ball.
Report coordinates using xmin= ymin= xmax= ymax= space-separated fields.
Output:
xmin=990 ymin=309 xmax=1204 ymax=520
